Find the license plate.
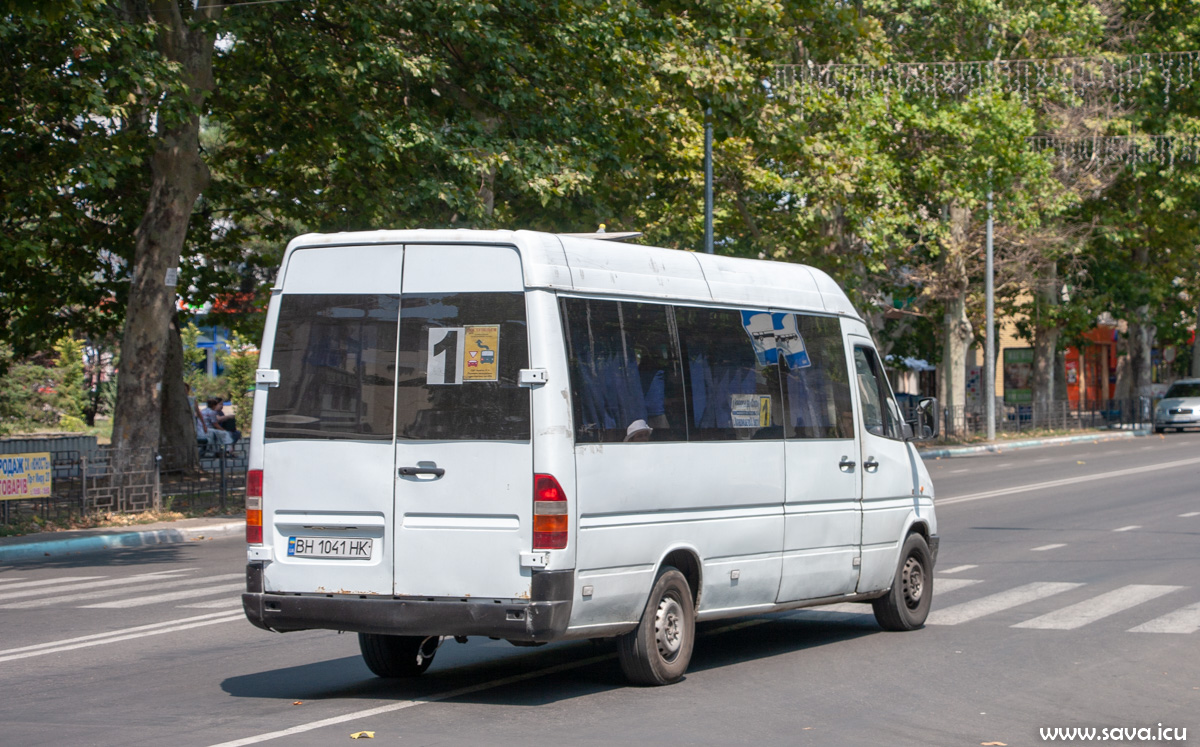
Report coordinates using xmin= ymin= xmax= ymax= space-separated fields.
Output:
xmin=287 ymin=536 xmax=374 ymax=559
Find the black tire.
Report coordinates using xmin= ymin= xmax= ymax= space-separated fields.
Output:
xmin=1155 ymin=426 xmax=1165 ymax=434
xmin=872 ymin=532 xmax=933 ymax=631
xmin=617 ymin=567 xmax=695 ymax=686
xmin=358 ymin=633 xmax=439 ymax=678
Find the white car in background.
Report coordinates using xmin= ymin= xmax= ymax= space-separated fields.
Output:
xmin=1154 ymin=379 xmax=1200 ymax=433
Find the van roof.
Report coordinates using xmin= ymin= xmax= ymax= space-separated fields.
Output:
xmin=283 ymin=229 xmax=861 ymax=319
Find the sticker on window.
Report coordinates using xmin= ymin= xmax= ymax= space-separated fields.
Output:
xmin=741 ymin=311 xmax=810 ymax=369
xmin=730 ymin=394 xmax=772 ymax=428
xmin=463 ymin=325 xmax=500 ymax=381
xmin=428 ymin=327 xmax=466 ymax=385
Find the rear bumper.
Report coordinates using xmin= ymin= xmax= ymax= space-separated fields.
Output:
xmin=242 ymin=565 xmax=573 ymax=642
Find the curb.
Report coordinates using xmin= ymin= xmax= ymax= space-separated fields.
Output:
xmin=918 ymin=428 xmax=1153 ymax=459
xmin=0 ymin=521 xmax=244 ymax=563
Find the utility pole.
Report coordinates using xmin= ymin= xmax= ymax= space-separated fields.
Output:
xmin=704 ymin=107 xmax=714 ymax=254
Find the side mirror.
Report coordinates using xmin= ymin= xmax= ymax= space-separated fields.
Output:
xmin=906 ymin=397 xmax=940 ymax=441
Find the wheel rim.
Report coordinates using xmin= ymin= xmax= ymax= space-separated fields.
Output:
xmin=901 ymin=555 xmax=925 ymax=610
xmin=655 ymin=593 xmax=685 ymax=662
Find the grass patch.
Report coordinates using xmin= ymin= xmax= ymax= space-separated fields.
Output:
xmin=0 ymin=505 xmax=238 ymax=538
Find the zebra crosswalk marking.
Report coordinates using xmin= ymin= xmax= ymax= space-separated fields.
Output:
xmin=177 ymin=597 xmax=244 ymax=610
xmin=0 ymin=569 xmax=190 ymax=602
xmin=927 ymin=582 xmax=1085 ymax=626
xmin=82 ymin=582 xmax=245 ymax=609
xmin=1129 ymin=602 xmax=1200 ymax=634
xmin=1013 ymin=585 xmax=1183 ymax=630
xmin=934 ymin=578 xmax=983 ymax=594
xmin=0 ymin=572 xmax=243 ymax=609
xmin=0 ymin=575 xmax=101 ymax=591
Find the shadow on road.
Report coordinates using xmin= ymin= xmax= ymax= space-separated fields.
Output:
xmin=220 ymin=610 xmax=883 ymax=706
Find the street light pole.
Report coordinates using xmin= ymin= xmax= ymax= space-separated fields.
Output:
xmin=704 ymin=107 xmax=714 ymax=254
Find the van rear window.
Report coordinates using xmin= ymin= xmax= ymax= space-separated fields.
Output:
xmin=394 ymin=292 xmax=530 ymax=441
xmin=265 ymin=294 xmax=400 ymax=440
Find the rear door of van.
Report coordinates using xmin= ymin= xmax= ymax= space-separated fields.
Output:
xmin=260 ymin=244 xmax=403 ymax=596
xmin=391 ymin=244 xmax=533 ymax=600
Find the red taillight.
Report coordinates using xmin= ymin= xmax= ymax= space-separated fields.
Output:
xmin=533 ymin=473 xmax=568 ymax=550
xmin=246 ymin=469 xmax=263 ymax=545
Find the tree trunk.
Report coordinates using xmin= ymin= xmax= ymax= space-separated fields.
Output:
xmin=110 ymin=2 xmax=220 ymax=473
xmin=937 ymin=204 xmax=972 ymax=433
xmin=1128 ymin=304 xmax=1155 ymax=398
xmin=1192 ymin=303 xmax=1200 ymax=378
xmin=1032 ymin=261 xmax=1060 ymax=420
xmin=160 ymin=313 xmax=198 ymax=470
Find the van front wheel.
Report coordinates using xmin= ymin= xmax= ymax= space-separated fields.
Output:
xmin=872 ymin=533 xmax=933 ymax=631
xmin=358 ymin=633 xmax=439 ymax=678
xmin=617 ymin=567 xmax=695 ymax=686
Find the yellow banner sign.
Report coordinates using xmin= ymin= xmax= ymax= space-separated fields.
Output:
xmin=0 ymin=452 xmax=52 ymax=500
xmin=463 ymin=325 xmax=500 ymax=381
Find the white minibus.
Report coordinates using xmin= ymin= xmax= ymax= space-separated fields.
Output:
xmin=242 ymin=229 xmax=940 ymax=685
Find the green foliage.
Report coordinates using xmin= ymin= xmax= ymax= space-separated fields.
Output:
xmin=51 ymin=337 xmax=87 ymax=430
xmin=219 ymin=331 xmax=259 ymax=431
xmin=0 ymin=341 xmax=89 ymax=434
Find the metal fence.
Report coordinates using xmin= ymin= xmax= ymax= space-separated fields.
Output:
xmin=930 ymin=397 xmax=1153 ymax=441
xmin=0 ymin=441 xmax=247 ymax=527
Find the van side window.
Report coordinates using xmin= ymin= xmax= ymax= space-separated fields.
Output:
xmin=675 ymin=307 xmax=784 ymax=441
xmin=265 ymin=294 xmax=399 ymax=440
xmin=395 ymin=292 xmax=530 ymax=441
xmin=780 ymin=315 xmax=854 ymax=439
xmin=561 ymin=298 xmax=687 ymax=443
xmin=853 ymin=346 xmax=904 ymax=440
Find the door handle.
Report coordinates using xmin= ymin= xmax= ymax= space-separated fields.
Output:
xmin=864 ymin=457 xmax=880 ymax=472
xmin=398 ymin=466 xmax=445 ymax=477
xmin=839 ymin=456 xmax=856 ymax=471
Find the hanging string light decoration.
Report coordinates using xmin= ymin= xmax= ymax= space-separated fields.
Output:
xmin=776 ymin=50 xmax=1200 ymax=109
xmin=1025 ymin=135 xmax=1200 ymax=166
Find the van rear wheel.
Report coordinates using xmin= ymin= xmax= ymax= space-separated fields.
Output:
xmin=358 ymin=633 xmax=439 ymax=678
xmin=617 ymin=567 xmax=694 ymax=686
xmin=872 ymin=533 xmax=933 ymax=631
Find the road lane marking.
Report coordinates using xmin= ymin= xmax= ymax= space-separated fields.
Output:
xmin=939 ymin=564 xmax=977 ymax=574
xmin=950 ymin=468 xmax=969 ymax=474
xmin=0 ymin=611 xmax=244 ymax=662
xmin=927 ymin=582 xmax=1084 ymax=626
xmin=1112 ymin=525 xmax=1141 ymax=532
xmin=178 ymin=597 xmax=244 ymax=609
xmin=0 ymin=572 xmax=243 ymax=609
xmin=0 ymin=569 xmax=190 ymax=602
xmin=82 ymin=582 xmax=244 ymax=608
xmin=1033 ymin=458 xmax=1052 ymax=463
xmin=1013 ymin=585 xmax=1184 ymax=630
xmin=0 ymin=575 xmax=101 ymax=591
xmin=1129 ymin=602 xmax=1200 ymax=634
xmin=937 ymin=456 xmax=1200 ymax=506
xmin=936 ymin=578 xmax=983 ymax=594
xmin=1180 ymin=512 xmax=1200 ymax=518
xmin=1031 ymin=544 xmax=1067 ymax=552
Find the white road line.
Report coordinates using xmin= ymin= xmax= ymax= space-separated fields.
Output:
xmin=0 ymin=569 xmax=190 ymax=602
xmin=0 ymin=575 xmax=102 ymax=591
xmin=1129 ymin=602 xmax=1200 ymax=634
xmin=1013 ymin=585 xmax=1184 ymax=630
xmin=939 ymin=564 xmax=977 ymax=574
xmin=0 ymin=572 xmax=241 ymax=609
xmin=177 ymin=597 xmax=244 ymax=609
xmin=1180 ymin=512 xmax=1200 ymax=518
xmin=1113 ymin=525 xmax=1141 ymax=532
xmin=0 ymin=611 xmax=244 ymax=662
xmin=1033 ymin=458 xmax=1052 ymax=463
xmin=950 ymin=468 xmax=970 ymax=474
xmin=927 ymin=582 xmax=1084 ymax=626
xmin=1031 ymin=544 xmax=1067 ymax=552
xmin=936 ymin=578 xmax=983 ymax=594
xmin=937 ymin=456 xmax=1200 ymax=506
xmin=82 ymin=582 xmax=245 ymax=609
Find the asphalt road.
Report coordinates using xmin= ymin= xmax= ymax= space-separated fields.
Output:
xmin=2 ymin=432 xmax=1197 ymax=746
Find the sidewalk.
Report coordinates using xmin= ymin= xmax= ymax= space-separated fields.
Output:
xmin=0 ymin=516 xmax=244 ymax=563
xmin=917 ymin=426 xmax=1153 ymax=459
